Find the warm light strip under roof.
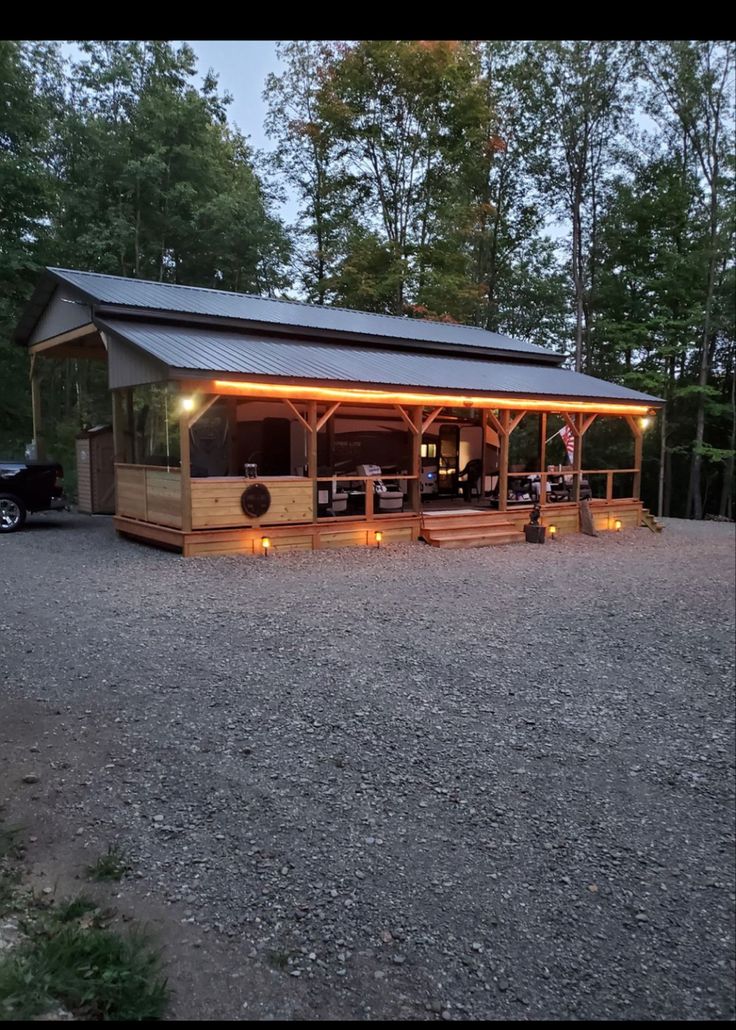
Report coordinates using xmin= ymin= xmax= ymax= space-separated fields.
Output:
xmin=211 ymin=379 xmax=656 ymax=416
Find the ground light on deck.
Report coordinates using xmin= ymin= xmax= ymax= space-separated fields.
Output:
xmin=548 ymin=524 xmax=557 ymax=539
xmin=261 ymin=536 xmax=271 ymax=556
xmin=374 ymin=530 xmax=382 ymax=549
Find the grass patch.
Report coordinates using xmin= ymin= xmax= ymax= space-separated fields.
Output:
xmin=0 ymin=826 xmax=23 ymax=862
xmin=53 ymin=895 xmax=100 ymax=925
xmin=0 ymin=822 xmax=168 ymax=1021
xmin=0 ymin=922 xmax=168 ymax=1020
xmin=85 ymin=845 xmax=130 ymax=882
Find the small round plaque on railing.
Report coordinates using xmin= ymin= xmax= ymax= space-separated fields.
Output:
xmin=241 ymin=483 xmax=271 ymax=518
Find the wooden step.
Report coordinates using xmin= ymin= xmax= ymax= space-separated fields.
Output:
xmin=422 ymin=522 xmax=524 ymax=549
xmin=421 ymin=513 xmax=516 ymax=531
xmin=424 ymin=532 xmax=523 ymax=549
xmin=640 ymin=508 xmax=664 ymax=533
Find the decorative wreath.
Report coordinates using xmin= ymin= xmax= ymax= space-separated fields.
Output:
xmin=241 ymin=483 xmax=271 ymax=518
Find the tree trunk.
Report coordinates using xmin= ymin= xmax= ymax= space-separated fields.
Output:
xmin=657 ymin=404 xmax=666 ymax=519
xmin=719 ymin=367 xmax=735 ymax=518
xmin=571 ymin=188 xmax=584 ymax=372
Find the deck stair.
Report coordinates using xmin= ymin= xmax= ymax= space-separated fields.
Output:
xmin=421 ymin=510 xmax=524 ymax=549
xmin=640 ymin=508 xmax=664 ymax=533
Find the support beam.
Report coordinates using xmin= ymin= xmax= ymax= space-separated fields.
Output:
xmin=498 ymin=410 xmax=510 ymax=511
xmin=408 ymin=405 xmax=422 ymax=514
xmin=508 ymin=410 xmax=527 ymax=435
xmin=422 ymin=406 xmax=443 ymax=434
xmin=187 ymin=394 xmax=221 ymax=430
xmin=572 ymin=412 xmax=583 ymax=502
xmin=125 ymin=390 xmax=136 ymax=464
xmin=625 ymin=415 xmax=644 ymax=500
xmin=486 ymin=409 xmax=505 ymax=439
xmin=562 ymin=411 xmax=580 ymax=438
xmin=539 ymin=412 xmax=547 ymax=507
xmin=394 ymin=404 xmax=419 ymax=435
xmin=111 ymin=389 xmax=127 ymax=464
xmin=283 ymin=398 xmax=310 ymax=433
xmin=316 ymin=402 xmax=341 ymax=433
xmin=179 ymin=397 xmax=192 ymax=533
xmin=480 ymin=410 xmax=489 ymax=508
xmin=581 ymin=413 xmax=598 ymax=437
xmin=307 ymin=400 xmax=318 ymax=524
xmin=29 ymin=355 xmax=46 ymax=460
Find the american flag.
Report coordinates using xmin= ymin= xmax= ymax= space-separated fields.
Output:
xmin=559 ymin=425 xmax=576 ymax=464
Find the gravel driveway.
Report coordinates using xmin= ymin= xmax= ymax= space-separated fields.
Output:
xmin=2 ymin=514 xmax=734 ymax=1020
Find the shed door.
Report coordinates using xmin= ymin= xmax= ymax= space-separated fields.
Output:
xmin=92 ymin=433 xmax=115 ymax=514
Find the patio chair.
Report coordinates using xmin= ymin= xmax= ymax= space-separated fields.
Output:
xmin=356 ymin=464 xmax=404 ymax=513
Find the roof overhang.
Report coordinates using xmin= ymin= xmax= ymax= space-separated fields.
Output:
xmin=177 ymin=373 xmax=660 ymax=417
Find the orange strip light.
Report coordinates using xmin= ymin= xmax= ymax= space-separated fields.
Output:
xmin=212 ymin=379 xmax=654 ymax=416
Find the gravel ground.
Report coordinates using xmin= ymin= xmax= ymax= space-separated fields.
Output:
xmin=1 ymin=513 xmax=734 ymax=1020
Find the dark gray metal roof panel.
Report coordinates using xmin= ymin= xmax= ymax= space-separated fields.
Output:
xmin=99 ymin=319 xmax=661 ymax=405
xmin=49 ymin=267 xmax=556 ymax=359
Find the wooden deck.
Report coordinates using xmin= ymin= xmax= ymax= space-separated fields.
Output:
xmin=114 ymin=498 xmax=645 ymax=557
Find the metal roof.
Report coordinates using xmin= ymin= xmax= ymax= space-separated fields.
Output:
xmin=100 ymin=319 xmax=661 ymax=405
xmin=45 ymin=267 xmax=559 ymax=361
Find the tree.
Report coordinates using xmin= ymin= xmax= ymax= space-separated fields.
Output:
xmin=521 ymin=41 xmax=633 ymax=371
xmin=639 ymin=41 xmax=735 ymax=518
xmin=264 ymin=41 xmax=344 ymax=304
xmin=0 ymin=40 xmax=64 ymax=452
xmin=316 ymin=40 xmax=487 ymax=314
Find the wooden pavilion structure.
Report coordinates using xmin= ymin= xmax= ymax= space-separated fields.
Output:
xmin=15 ymin=268 xmax=662 ymax=556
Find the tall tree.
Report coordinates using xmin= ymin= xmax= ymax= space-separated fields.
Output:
xmin=0 ymin=40 xmax=64 ymax=450
xmin=521 ymin=41 xmax=633 ymax=371
xmin=639 ymin=41 xmax=735 ymax=518
xmin=316 ymin=40 xmax=487 ymax=314
xmin=264 ymin=41 xmax=344 ymax=304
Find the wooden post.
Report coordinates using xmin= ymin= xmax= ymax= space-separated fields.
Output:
xmin=479 ymin=410 xmax=488 ymax=508
xmin=307 ymin=400 xmax=318 ymax=523
xmin=632 ymin=421 xmax=643 ymax=501
xmin=126 ymin=390 xmax=137 ymax=464
xmin=498 ymin=410 xmax=510 ymax=512
xmin=572 ymin=412 xmax=583 ymax=502
xmin=30 ymin=356 xmax=46 ymax=460
xmin=111 ymin=389 xmax=127 ymax=464
xmin=606 ymin=470 xmax=613 ymax=501
xmin=179 ymin=396 xmax=192 ymax=533
xmin=364 ymin=477 xmax=374 ymax=520
xmin=409 ymin=404 xmax=422 ymax=514
xmin=539 ymin=412 xmax=547 ymax=508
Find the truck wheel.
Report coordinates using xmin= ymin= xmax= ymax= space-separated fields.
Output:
xmin=0 ymin=494 xmax=27 ymax=533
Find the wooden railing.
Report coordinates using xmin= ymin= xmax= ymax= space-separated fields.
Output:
xmin=504 ymin=468 xmax=639 ymax=504
xmin=115 ymin=464 xmax=182 ymax=527
xmin=315 ymin=474 xmax=419 ymax=520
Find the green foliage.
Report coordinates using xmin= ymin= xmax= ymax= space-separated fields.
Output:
xmin=85 ymin=846 xmax=130 ymax=882
xmin=0 ymin=919 xmax=168 ymax=1020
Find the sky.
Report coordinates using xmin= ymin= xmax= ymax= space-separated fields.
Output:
xmin=185 ymin=41 xmax=298 ymax=222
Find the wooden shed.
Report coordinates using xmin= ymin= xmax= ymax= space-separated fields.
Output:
xmin=75 ymin=425 xmax=115 ymax=514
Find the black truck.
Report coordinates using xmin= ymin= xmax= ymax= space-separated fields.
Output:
xmin=0 ymin=461 xmax=67 ymax=532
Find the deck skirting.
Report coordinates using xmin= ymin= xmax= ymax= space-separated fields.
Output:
xmin=114 ymin=499 xmax=644 ymax=556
